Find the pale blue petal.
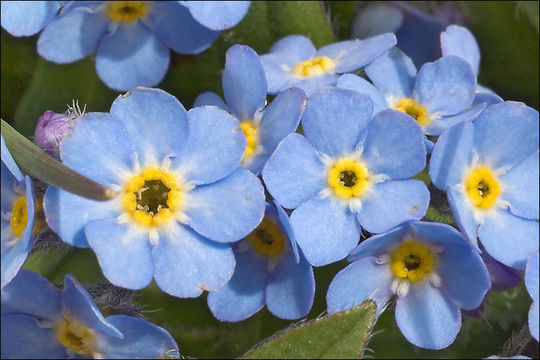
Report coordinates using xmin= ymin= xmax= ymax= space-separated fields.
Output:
xmin=347 ymin=224 xmax=409 ymax=262
xmin=424 ymin=102 xmax=486 ymax=136
xmin=525 ymin=249 xmax=539 ymax=341
xmin=182 ymin=1 xmax=250 ymax=30
xmin=1 ymin=134 xmax=24 ymax=183
xmin=260 ymin=54 xmax=296 ymax=94
xmin=275 ymin=202 xmax=300 ymax=263
xmin=152 ymin=223 xmax=235 ymax=298
xmin=409 ymin=221 xmax=474 ymax=248
xmin=266 ymin=35 xmax=316 ymax=66
xmin=261 ymin=133 xmax=326 ymax=210
xmin=1 ymin=1 xmax=59 ymax=37
xmin=440 ymin=25 xmax=480 ymax=76
xmin=96 ymin=22 xmax=170 ymax=91
xmin=193 ymin=91 xmax=229 ymax=111
xmin=291 ymin=196 xmax=361 ymax=267
xmin=530 ymin=300 xmax=539 ymax=342
xmin=356 ymin=179 xmax=429 ymax=234
xmin=244 ymin=153 xmax=270 ymax=175
xmin=289 ymin=74 xmax=340 ymax=97
xmin=447 ymin=188 xmax=479 ymax=249
xmin=337 ymin=74 xmax=389 ymax=115
xmin=473 ymin=90 xmax=503 ymax=107
xmin=302 ymin=87 xmax=373 ymax=157
xmin=185 ymin=168 xmax=265 ymax=243
xmin=351 ymin=3 xmax=403 ymax=38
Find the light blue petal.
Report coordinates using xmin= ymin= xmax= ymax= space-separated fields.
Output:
xmin=244 ymin=153 xmax=270 ymax=175
xmin=109 ymin=88 xmax=189 ymax=167
xmin=145 ymin=1 xmax=219 ymax=54
xmin=302 ymin=87 xmax=373 ymax=157
xmin=347 ymin=224 xmax=409 ymax=262
xmin=266 ymin=35 xmax=316 ymax=66
xmin=290 ymin=196 xmax=361 ymax=267
xmin=327 ymin=257 xmax=394 ymax=313
xmin=1 ymin=134 xmax=24 ymax=183
xmin=365 ymin=47 xmax=417 ymax=99
xmin=152 ymin=223 xmax=235 ymax=298
xmin=525 ymin=249 xmax=539 ymax=341
xmin=361 ymin=109 xmax=426 ymax=179
xmin=447 ymin=188 xmax=479 ymax=249
xmin=260 ymin=54 xmax=296 ymax=94
xmin=182 ymin=1 xmax=250 ymax=30
xmin=62 ymin=275 xmax=123 ymax=338
xmin=173 ymin=106 xmax=245 ymax=185
xmin=440 ymin=25 xmax=480 ymax=76
xmin=424 ymin=102 xmax=486 ymax=136
xmin=473 ymin=90 xmax=503 ymax=107
xmin=99 ymin=314 xmax=179 ymax=359
xmin=351 ymin=3 xmax=403 ymax=38
xmin=474 ymin=101 xmax=539 ymax=171
xmin=356 ymin=179 xmax=429 ymax=234
xmin=193 ymin=91 xmax=229 ymax=111
xmin=409 ymin=221 xmax=473 ymax=248
xmin=262 ymin=133 xmax=326 ymax=209
xmin=530 ymin=300 xmax=539 ymax=342
xmin=429 ymin=121 xmax=475 ymax=190
xmin=289 ymin=73 xmax=340 ymax=97
xmin=424 ymin=137 xmax=434 ymax=153
xmin=1 ymin=314 xmax=66 ymax=359
xmin=96 ymin=22 xmax=170 ymax=91
xmin=266 ymin=250 xmax=314 ymax=319
xmin=207 ymin=249 xmax=267 ymax=322
xmin=395 ymin=280 xmax=461 ymax=349
xmin=337 ymin=74 xmax=389 ymax=115
xmin=1 ymin=1 xmax=59 ymax=37
xmin=414 ymin=56 xmax=476 ymax=116
xmin=499 ymin=151 xmax=539 ymax=219
xmin=479 ymin=208 xmax=539 ymax=270
xmin=223 ymin=44 xmax=267 ymax=120
xmin=85 ymin=219 xmax=153 ymax=290
xmin=37 ymin=6 xmax=108 ymax=63
xmin=1 ymin=269 xmax=62 ymax=319
xmin=275 ymin=201 xmax=300 ymax=263
xmin=43 ymin=186 xmax=118 ymax=248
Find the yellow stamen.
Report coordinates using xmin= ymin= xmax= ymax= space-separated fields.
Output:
xmin=465 ymin=167 xmax=500 ymax=210
xmin=327 ymin=158 xmax=370 ymax=199
xmin=395 ymin=98 xmax=430 ymax=127
xmin=107 ymin=1 xmax=148 ymax=23
xmin=10 ymin=196 xmax=28 ymax=236
xmin=247 ymin=217 xmax=287 ymax=257
xmin=293 ymin=56 xmax=335 ymax=78
xmin=55 ymin=313 xmax=96 ymax=356
xmin=240 ymin=121 xmax=259 ymax=163
xmin=390 ymin=239 xmax=436 ymax=282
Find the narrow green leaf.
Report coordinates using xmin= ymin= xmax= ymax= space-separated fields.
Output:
xmin=242 ymin=301 xmax=377 ymax=359
xmin=1 ymin=119 xmax=117 ymax=201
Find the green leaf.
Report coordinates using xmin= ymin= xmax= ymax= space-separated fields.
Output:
xmin=327 ymin=1 xmax=360 ymax=40
xmin=1 ymin=119 xmax=117 ymax=201
xmin=241 ymin=301 xmax=377 ymax=359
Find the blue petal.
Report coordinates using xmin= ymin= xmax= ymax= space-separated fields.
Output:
xmin=43 ymin=186 xmax=118 ymax=248
xmin=223 ymin=44 xmax=267 ymax=121
xmin=347 ymin=224 xmax=409 ymax=262
xmin=1 ymin=1 xmax=59 ymax=37
xmin=365 ymin=47 xmax=417 ymax=99
xmin=185 ymin=168 xmax=265 ymax=243
xmin=193 ymin=91 xmax=229 ymax=111
xmin=290 ymin=196 xmax=361 ymax=267
xmin=109 ymin=88 xmax=189 ymax=167
xmin=351 ymin=3 xmax=403 ymax=38
xmin=482 ymin=251 xmax=523 ymax=291
xmin=266 ymin=250 xmax=314 ymax=319
xmin=85 ymin=219 xmax=153 ymax=290
xmin=152 ymin=223 xmax=235 ymax=298
xmin=244 ymin=153 xmax=270 ymax=176
xmin=182 ymin=1 xmax=250 ymax=30
xmin=260 ymin=54 xmax=296 ymax=94
xmin=446 ymin=188 xmax=479 ymax=249
xmin=207 ymin=249 xmax=267 ymax=322
xmin=361 ymin=109 xmax=426 ymax=179
xmin=99 ymin=314 xmax=179 ymax=359
xmin=1 ymin=134 xmax=24 ymax=183
xmin=96 ymin=22 xmax=170 ymax=91
xmin=414 ymin=56 xmax=476 ymax=116
xmin=478 ymin=208 xmax=539 ymax=270
xmin=262 ymin=133 xmax=326 ymax=210
xmin=395 ymin=280 xmax=461 ymax=349
xmin=473 ymin=90 xmax=503 ymax=107
xmin=327 ymin=257 xmax=393 ymax=313
xmin=173 ymin=106 xmax=245 ymax=185
xmin=266 ymin=35 xmax=316 ymax=66
xmin=409 ymin=221 xmax=474 ymax=248
xmin=288 ymin=73 xmax=340 ymax=97
xmin=1 ymin=314 xmax=66 ymax=359
xmin=440 ymin=25 xmax=480 ymax=76
xmin=499 ymin=150 xmax=539 ymax=219
xmin=530 ymin=299 xmax=539 ymax=342
xmin=1 ymin=269 xmax=62 ymax=319
xmin=525 ymin=249 xmax=539 ymax=341
xmin=146 ymin=1 xmax=219 ymax=55
xmin=275 ymin=202 xmax=300 ymax=263
xmin=424 ymin=102 xmax=486 ymax=136
xmin=356 ymin=179 xmax=429 ymax=234
xmin=337 ymin=74 xmax=389 ymax=115
xmin=474 ymin=101 xmax=539 ymax=171
xmin=302 ymin=87 xmax=373 ymax=157
xmin=62 ymin=275 xmax=123 ymax=338
xmin=37 ymin=6 xmax=108 ymax=63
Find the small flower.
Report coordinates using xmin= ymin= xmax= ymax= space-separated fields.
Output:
xmin=43 ymin=87 xmax=265 ymax=298
xmin=194 ymin=44 xmax=306 ymax=174
xmin=1 ymin=1 xmax=61 ymax=37
xmin=430 ymin=101 xmax=539 ymax=270
xmin=262 ymin=87 xmax=429 ymax=266
xmin=326 ymin=221 xmax=491 ymax=350
xmin=525 ymin=248 xmax=539 ymax=341
xmin=260 ymin=33 xmax=396 ymax=96
xmin=207 ymin=202 xmax=315 ymax=321
xmin=1 ymin=269 xmax=180 ymax=359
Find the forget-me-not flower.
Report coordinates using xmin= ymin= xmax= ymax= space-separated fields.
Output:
xmin=525 ymin=248 xmax=539 ymax=341
xmin=262 ymin=87 xmax=429 ymax=266
xmin=326 ymin=221 xmax=491 ymax=350
xmin=1 ymin=1 xmax=60 ymax=37
xmin=43 ymin=87 xmax=265 ymax=298
xmin=1 ymin=269 xmax=180 ymax=359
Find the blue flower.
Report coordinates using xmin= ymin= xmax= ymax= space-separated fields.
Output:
xmin=430 ymin=101 xmax=539 ymax=270
xmin=1 ymin=1 xmax=60 ymax=37
xmin=207 ymin=202 xmax=314 ymax=321
xmin=260 ymin=33 xmax=397 ymax=96
xmin=1 ymin=269 xmax=180 ymax=359
xmin=262 ymin=87 xmax=429 ymax=266
xmin=43 ymin=87 xmax=265 ymax=298
xmin=525 ymin=248 xmax=539 ymax=341
xmin=194 ymin=44 xmax=306 ymax=175
xmin=326 ymin=221 xmax=491 ymax=350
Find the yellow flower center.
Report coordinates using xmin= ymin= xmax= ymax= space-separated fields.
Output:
xmin=10 ymin=196 xmax=28 ymax=236
xmin=107 ymin=1 xmax=148 ymax=22
xmin=390 ymin=239 xmax=436 ymax=282
xmin=293 ymin=56 xmax=335 ymax=78
xmin=247 ymin=217 xmax=287 ymax=257
xmin=240 ymin=121 xmax=259 ymax=163
xmin=55 ymin=314 xmax=96 ymax=357
xmin=122 ymin=167 xmax=183 ymax=228
xmin=395 ymin=98 xmax=430 ymax=127
xmin=327 ymin=158 xmax=370 ymax=199
xmin=465 ymin=167 xmax=500 ymax=210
